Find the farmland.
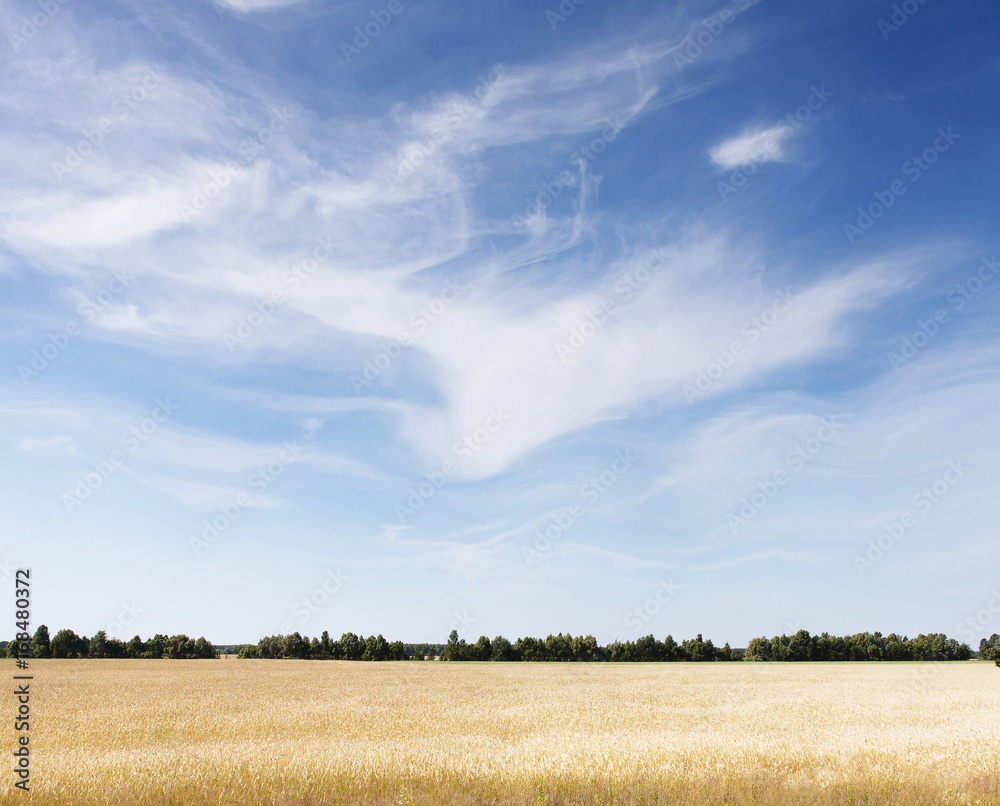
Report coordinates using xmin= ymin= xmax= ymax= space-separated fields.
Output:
xmin=9 ymin=660 xmax=999 ymax=805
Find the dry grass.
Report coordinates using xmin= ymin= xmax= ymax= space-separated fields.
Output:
xmin=8 ymin=660 xmax=999 ymax=805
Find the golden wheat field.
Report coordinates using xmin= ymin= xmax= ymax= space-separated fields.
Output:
xmin=9 ymin=659 xmax=999 ymax=806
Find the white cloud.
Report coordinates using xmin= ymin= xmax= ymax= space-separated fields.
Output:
xmin=393 ymin=246 xmax=911 ymax=480
xmin=215 ymin=0 xmax=309 ymax=11
xmin=16 ymin=436 xmax=77 ymax=454
xmin=709 ymin=124 xmax=793 ymax=169
xmin=135 ymin=473 xmax=291 ymax=512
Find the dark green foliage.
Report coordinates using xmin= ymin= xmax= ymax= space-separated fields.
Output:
xmin=144 ymin=634 xmax=167 ymax=659
xmin=979 ymin=634 xmax=1000 ymax=661
xmin=404 ymin=642 xmax=443 ymax=660
xmin=440 ymin=629 xmax=468 ymax=661
xmin=743 ymin=630 xmax=972 ymax=662
xmin=50 ymin=629 xmax=87 ymax=658
xmin=472 ymin=635 xmax=492 ymax=661
xmin=491 ymin=636 xmax=514 ymax=661
xmin=362 ymin=634 xmax=390 ymax=661
xmin=20 ymin=626 xmax=975 ymax=663
xmin=193 ymin=636 xmax=216 ymax=658
xmin=283 ymin=632 xmax=308 ymax=659
xmin=31 ymin=625 xmax=50 ymax=658
xmin=89 ymin=630 xmax=107 ymax=658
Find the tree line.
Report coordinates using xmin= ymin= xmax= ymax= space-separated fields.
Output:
xmin=744 ymin=630 xmax=974 ymax=661
xmin=7 ymin=626 xmax=997 ymax=664
xmin=233 ymin=630 xmax=737 ymax=661
xmin=235 ymin=629 xmax=983 ymax=663
xmin=980 ymin=634 xmax=1000 ymax=663
xmin=5 ymin=626 xmax=215 ymax=659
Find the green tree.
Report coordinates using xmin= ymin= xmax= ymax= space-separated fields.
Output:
xmin=682 ymin=633 xmax=714 ymax=662
xmin=145 ymin=634 xmax=167 ymax=659
xmin=744 ymin=637 xmax=771 ymax=661
xmin=545 ymin=633 xmax=573 ymax=661
xmin=126 ymin=636 xmax=146 ymax=658
xmin=662 ymin=635 xmax=679 ymax=661
xmin=31 ymin=625 xmax=51 ymax=658
xmin=979 ymin=634 xmax=1000 ymax=661
xmin=166 ymin=634 xmax=194 ymax=659
xmin=515 ymin=636 xmax=543 ymax=661
xmin=362 ymin=634 xmax=389 ymax=661
xmin=340 ymin=632 xmax=362 ymax=660
xmin=473 ymin=635 xmax=492 ymax=661
xmin=786 ymin=630 xmax=812 ymax=661
xmin=442 ymin=629 xmax=468 ymax=661
xmin=89 ymin=630 xmax=108 ymax=658
xmin=50 ymin=629 xmax=80 ymax=659
xmin=105 ymin=638 xmax=126 ymax=658
xmin=491 ymin=636 xmax=513 ymax=661
xmin=283 ymin=632 xmax=307 ymax=659
xmin=569 ymin=634 xmax=600 ymax=662
xmin=194 ymin=637 xmax=215 ymax=659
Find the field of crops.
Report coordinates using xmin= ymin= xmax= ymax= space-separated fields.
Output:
xmin=10 ymin=659 xmax=1000 ymax=805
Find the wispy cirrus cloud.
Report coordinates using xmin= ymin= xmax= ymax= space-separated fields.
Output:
xmin=709 ymin=123 xmax=793 ymax=169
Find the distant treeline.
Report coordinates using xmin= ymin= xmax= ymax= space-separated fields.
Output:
xmin=6 ymin=626 xmax=215 ymax=659
xmin=9 ymin=626 xmax=999 ymax=664
xmin=235 ymin=631 xmax=737 ymax=661
xmin=235 ymin=629 xmax=996 ymax=663
xmin=744 ymin=630 xmax=982 ymax=662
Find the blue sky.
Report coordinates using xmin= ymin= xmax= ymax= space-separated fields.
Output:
xmin=2 ymin=0 xmax=997 ymax=647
